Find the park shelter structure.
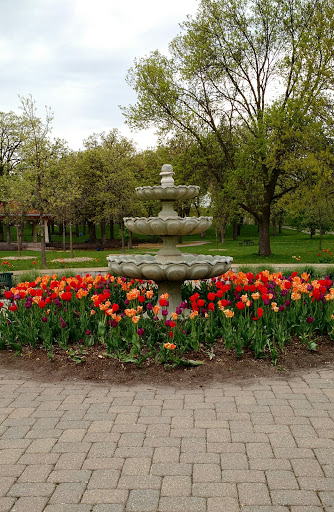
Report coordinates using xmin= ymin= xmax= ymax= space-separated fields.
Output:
xmin=0 ymin=203 xmax=52 ymax=243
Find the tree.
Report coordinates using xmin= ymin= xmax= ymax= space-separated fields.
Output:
xmin=0 ymin=111 xmax=25 ymax=242
xmin=75 ymin=130 xmax=142 ymax=249
xmin=47 ymin=152 xmax=83 ymax=257
xmin=123 ymin=0 xmax=334 ymax=255
xmin=18 ymin=96 xmax=66 ymax=267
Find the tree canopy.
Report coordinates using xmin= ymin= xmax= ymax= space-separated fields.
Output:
xmin=123 ymin=0 xmax=334 ymax=254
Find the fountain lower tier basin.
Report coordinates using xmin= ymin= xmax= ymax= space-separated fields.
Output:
xmin=124 ymin=216 xmax=212 ymax=236
xmin=135 ymin=185 xmax=199 ymax=201
xmin=107 ymin=253 xmax=233 ymax=282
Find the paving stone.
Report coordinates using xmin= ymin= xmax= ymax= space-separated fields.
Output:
xmin=240 ymin=508 xmax=289 ymax=511
xmin=207 ymin=496 xmax=239 ymax=512
xmin=290 ymin=508 xmax=327 ymax=512
xmin=318 ymin=492 xmax=334 ymax=506
xmin=18 ymin=464 xmax=53 ymax=483
xmin=266 ymin=470 xmax=299 ymax=489
xmin=158 ymin=496 xmax=206 ymax=512
xmin=238 ymin=482 xmax=271 ymax=505
xmin=81 ymin=489 xmax=128 ymax=504
xmin=53 ymin=442 xmax=92 ymax=454
xmin=180 ymin=452 xmax=219 ymax=464
xmin=161 ymin=476 xmax=191 ymax=496
xmin=290 ymin=458 xmax=324 ymax=477
xmin=0 ymin=476 xmax=16 ymax=496
xmin=271 ymin=489 xmax=321 ymax=506
xmin=88 ymin=469 xmax=120 ymax=489
xmin=192 ymin=482 xmax=237 ymax=498
xmin=8 ymin=482 xmax=56 ymax=497
xmin=249 ymin=458 xmax=291 ymax=471
xmin=0 ymin=464 xmax=25 ymax=478
xmin=10 ymin=496 xmax=48 ymax=512
xmin=45 ymin=505 xmax=92 ymax=512
xmin=193 ymin=463 xmax=221 ymax=482
xmin=0 ymin=497 xmax=15 ymax=512
xmin=246 ymin=442 xmax=274 ymax=458
xmin=298 ymin=476 xmax=334 ymax=490
xmin=121 ymin=458 xmax=151 ymax=476
xmin=150 ymin=463 xmax=192 ymax=476
xmin=26 ymin=438 xmax=57 ymax=453
xmin=49 ymin=482 xmax=87 ymax=504
xmin=153 ymin=447 xmax=180 ymax=463
xmin=93 ymin=505 xmax=124 ymax=512
xmin=48 ymin=469 xmax=92 ymax=483
xmin=83 ymin=457 xmax=124 ymax=471
xmin=117 ymin=475 xmax=161 ymax=489
xmin=221 ymin=470 xmax=266 ymax=483
xmin=18 ymin=453 xmax=60 ymax=465
xmin=58 ymin=429 xmax=87 ymax=442
xmin=55 ymin=452 xmax=87 ymax=470
xmin=125 ymin=489 xmax=159 ymax=511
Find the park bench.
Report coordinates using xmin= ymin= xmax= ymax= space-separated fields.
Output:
xmin=0 ymin=272 xmax=13 ymax=290
xmin=239 ymin=239 xmax=255 ymax=246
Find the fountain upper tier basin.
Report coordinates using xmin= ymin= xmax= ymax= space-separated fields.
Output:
xmin=107 ymin=253 xmax=233 ymax=282
xmin=136 ymin=185 xmax=199 ymax=201
xmin=124 ymin=216 xmax=212 ymax=236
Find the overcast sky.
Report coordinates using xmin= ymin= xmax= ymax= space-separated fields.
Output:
xmin=1 ymin=0 xmax=199 ymax=151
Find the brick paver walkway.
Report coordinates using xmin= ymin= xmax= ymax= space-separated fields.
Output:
xmin=0 ymin=366 xmax=334 ymax=512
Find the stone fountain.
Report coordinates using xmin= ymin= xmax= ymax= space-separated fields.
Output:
xmin=107 ymin=164 xmax=233 ymax=312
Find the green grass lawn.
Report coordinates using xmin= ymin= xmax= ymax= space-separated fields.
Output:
xmin=1 ymin=224 xmax=333 ymax=273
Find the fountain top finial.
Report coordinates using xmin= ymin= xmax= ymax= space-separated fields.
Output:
xmin=160 ymin=164 xmax=174 ymax=187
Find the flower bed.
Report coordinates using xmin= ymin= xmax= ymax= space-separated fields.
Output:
xmin=0 ymin=270 xmax=333 ymax=366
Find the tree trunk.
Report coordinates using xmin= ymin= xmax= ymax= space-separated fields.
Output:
xmin=310 ymin=227 xmax=315 ymax=238
xmin=233 ymin=222 xmax=238 ymax=241
xmin=88 ymin=221 xmax=96 ymax=243
xmin=63 ymin=221 xmax=66 ymax=251
xmin=278 ymin=218 xmax=283 ymax=234
xmin=40 ymin=217 xmax=47 ymax=268
xmin=75 ymin=223 xmax=79 ymax=237
xmin=59 ymin=223 xmax=63 ymax=236
xmin=32 ymin=222 xmax=37 ymax=242
xmin=272 ymin=217 xmax=277 ymax=236
xmin=6 ymin=224 xmax=11 ymax=244
xmin=178 ymin=235 xmax=183 ymax=243
xmin=0 ymin=220 xmax=4 ymax=242
xmin=237 ymin=218 xmax=243 ymax=236
xmin=120 ymin=219 xmax=125 ymax=254
xmin=258 ymin=212 xmax=272 ymax=256
xmin=69 ymin=222 xmax=74 ymax=258
xmin=16 ymin=224 xmax=23 ymax=257
xmin=101 ymin=219 xmax=106 ymax=244
xmin=200 ymin=231 xmax=206 ymax=238
xmin=319 ymin=228 xmax=324 ymax=250
xmin=220 ymin=224 xmax=226 ymax=244
xmin=127 ymin=231 xmax=133 ymax=250
xmin=110 ymin=218 xmax=114 ymax=241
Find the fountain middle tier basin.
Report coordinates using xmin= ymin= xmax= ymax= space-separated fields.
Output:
xmin=107 ymin=253 xmax=233 ymax=282
xmin=135 ymin=184 xmax=199 ymax=201
xmin=124 ymin=216 xmax=212 ymax=236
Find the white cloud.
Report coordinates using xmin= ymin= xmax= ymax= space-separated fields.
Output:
xmin=0 ymin=0 xmax=199 ymax=150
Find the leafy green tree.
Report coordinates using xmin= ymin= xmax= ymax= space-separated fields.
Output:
xmin=0 ymin=111 xmax=25 ymax=242
xmin=123 ymin=0 xmax=334 ymax=255
xmin=18 ymin=96 xmax=66 ymax=267
xmin=47 ymin=152 xmax=83 ymax=257
xmin=75 ymin=130 xmax=142 ymax=249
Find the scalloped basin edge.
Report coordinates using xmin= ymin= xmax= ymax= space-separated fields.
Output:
xmin=107 ymin=253 xmax=233 ymax=282
xmin=123 ymin=216 xmax=212 ymax=236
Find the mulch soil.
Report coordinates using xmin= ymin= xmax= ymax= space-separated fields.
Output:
xmin=1 ymin=336 xmax=333 ymax=388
